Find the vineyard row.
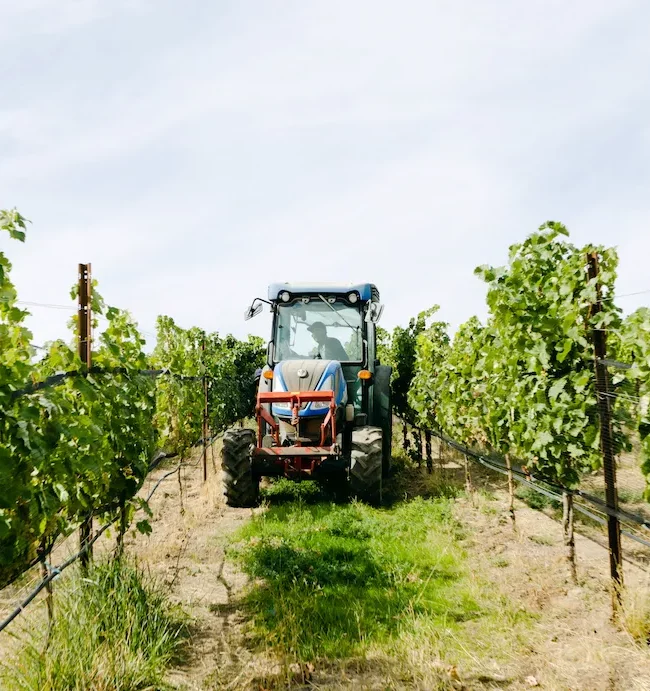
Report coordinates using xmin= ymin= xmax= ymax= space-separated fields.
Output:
xmin=379 ymin=221 xmax=650 ymax=594
xmin=0 ymin=209 xmax=266 ymax=587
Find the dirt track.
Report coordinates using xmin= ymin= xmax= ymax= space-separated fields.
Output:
xmin=4 ymin=440 xmax=650 ymax=690
xmin=116 ymin=443 xmax=650 ymax=690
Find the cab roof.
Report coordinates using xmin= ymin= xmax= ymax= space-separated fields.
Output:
xmin=268 ymin=282 xmax=379 ymax=302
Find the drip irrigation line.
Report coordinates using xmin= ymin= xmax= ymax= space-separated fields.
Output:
xmin=0 ymin=452 xmax=182 ymax=635
xmin=17 ymin=300 xmax=76 ymax=311
xmin=601 ymin=288 xmax=650 ymax=302
xmin=572 ymin=502 xmax=608 ymax=526
xmin=0 ymin=428 xmax=224 ymax=632
xmin=9 ymin=366 xmax=203 ymax=401
xmin=144 ymin=460 xmax=184 ymax=504
xmin=428 ymin=427 xmax=650 ymax=533
xmin=597 ymin=390 xmax=642 ymax=404
xmin=1 ymin=527 xmax=71 ymax=592
xmin=574 ymin=488 xmax=650 ymax=531
xmin=598 ymin=358 xmax=632 ymax=371
xmin=427 ymin=425 xmax=650 ymax=559
xmin=621 ymin=528 xmax=650 ymax=551
xmin=512 ymin=475 xmax=650 ymax=550
xmin=0 ymin=295 xmax=80 ymax=311
xmin=0 ymin=517 xmax=112 ymax=634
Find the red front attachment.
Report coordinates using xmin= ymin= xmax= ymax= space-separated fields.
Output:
xmin=255 ymin=389 xmax=338 ymax=475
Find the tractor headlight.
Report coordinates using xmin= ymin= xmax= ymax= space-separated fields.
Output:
xmin=271 ymin=372 xmax=289 ymax=415
xmin=312 ymin=375 xmax=334 ymax=410
xmin=348 ymin=292 xmax=358 ymax=304
xmin=279 ymin=291 xmax=291 ymax=303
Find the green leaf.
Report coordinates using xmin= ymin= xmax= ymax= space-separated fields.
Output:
xmin=548 ymin=378 xmax=567 ymax=401
xmin=556 ymin=339 xmax=573 ymax=363
xmin=136 ymin=519 xmax=152 ymax=535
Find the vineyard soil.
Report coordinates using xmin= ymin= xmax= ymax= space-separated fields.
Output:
xmin=142 ymin=444 xmax=650 ymax=689
xmin=3 ymin=442 xmax=650 ymax=690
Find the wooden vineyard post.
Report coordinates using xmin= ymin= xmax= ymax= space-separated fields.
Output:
xmin=78 ymin=263 xmax=93 ymax=570
xmin=562 ymin=491 xmax=578 ymax=584
xmin=403 ymin=421 xmax=410 ymax=453
xmin=587 ymin=251 xmax=623 ymax=607
xmin=425 ymin=430 xmax=433 ymax=473
xmin=464 ymin=454 xmax=473 ymax=494
xmin=210 ymin=433 xmax=217 ymax=473
xmin=115 ymin=500 xmax=127 ymax=559
xmin=414 ymin=429 xmax=422 ymax=468
xmin=38 ymin=542 xmax=54 ymax=636
xmin=505 ymin=454 xmax=515 ymax=526
xmin=202 ymin=337 xmax=208 ymax=483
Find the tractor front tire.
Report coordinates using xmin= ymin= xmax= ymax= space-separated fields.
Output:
xmin=350 ymin=426 xmax=383 ymax=503
xmin=222 ymin=428 xmax=259 ymax=508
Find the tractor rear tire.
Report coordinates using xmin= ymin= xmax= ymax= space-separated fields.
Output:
xmin=222 ymin=428 xmax=259 ymax=508
xmin=373 ymin=365 xmax=393 ymax=475
xmin=350 ymin=426 xmax=383 ymax=503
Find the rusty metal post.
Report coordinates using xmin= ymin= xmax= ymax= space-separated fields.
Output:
xmin=38 ymin=542 xmax=54 ymax=633
xmin=587 ymin=251 xmax=623 ymax=605
xmin=202 ymin=337 xmax=208 ymax=482
xmin=505 ymin=454 xmax=516 ymax=526
xmin=425 ymin=430 xmax=433 ymax=473
xmin=78 ymin=263 xmax=93 ymax=569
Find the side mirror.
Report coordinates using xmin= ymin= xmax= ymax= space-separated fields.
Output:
xmin=364 ymin=302 xmax=384 ymax=323
xmin=244 ymin=299 xmax=264 ymax=321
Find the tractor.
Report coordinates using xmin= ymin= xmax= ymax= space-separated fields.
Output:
xmin=221 ymin=283 xmax=392 ymax=506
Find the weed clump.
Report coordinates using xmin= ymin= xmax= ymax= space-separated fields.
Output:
xmin=515 ymin=485 xmax=561 ymax=511
xmin=261 ymin=478 xmax=324 ymax=503
xmin=1 ymin=559 xmax=186 ymax=691
xmin=231 ymin=497 xmax=512 ymax=662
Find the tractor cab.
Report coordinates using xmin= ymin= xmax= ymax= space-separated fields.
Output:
xmin=222 ymin=284 xmax=392 ymax=507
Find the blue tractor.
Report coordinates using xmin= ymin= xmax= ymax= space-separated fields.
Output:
xmin=221 ymin=283 xmax=392 ymax=506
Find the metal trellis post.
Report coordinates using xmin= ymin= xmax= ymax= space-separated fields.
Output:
xmin=78 ymin=263 xmax=93 ymax=569
xmin=587 ymin=251 xmax=623 ymax=605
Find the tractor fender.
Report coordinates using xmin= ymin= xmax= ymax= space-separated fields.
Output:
xmin=372 ymin=365 xmax=393 ymax=473
xmin=259 ymin=365 xmax=273 ymax=418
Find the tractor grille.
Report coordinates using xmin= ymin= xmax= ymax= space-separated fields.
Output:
xmin=279 ymin=417 xmax=332 ymax=445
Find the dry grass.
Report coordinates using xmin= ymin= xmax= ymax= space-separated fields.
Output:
xmin=7 ymin=436 xmax=650 ymax=690
xmin=623 ymin=588 xmax=650 ymax=644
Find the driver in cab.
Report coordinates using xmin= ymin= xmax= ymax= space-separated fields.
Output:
xmin=308 ymin=321 xmax=349 ymax=361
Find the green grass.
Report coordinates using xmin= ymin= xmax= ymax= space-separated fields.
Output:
xmin=528 ymin=534 xmax=555 ymax=546
xmin=260 ymin=477 xmax=325 ymax=503
xmin=515 ymin=485 xmax=561 ymax=511
xmin=617 ymin=487 xmax=646 ymax=505
xmin=1 ymin=559 xmax=187 ymax=691
xmin=230 ymin=495 xmax=532 ymax=666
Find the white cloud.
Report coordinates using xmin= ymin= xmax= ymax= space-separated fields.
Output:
xmin=1 ymin=0 xmax=650 ymax=349
xmin=0 ymin=0 xmax=149 ymax=38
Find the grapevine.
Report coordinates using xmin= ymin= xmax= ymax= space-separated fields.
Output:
xmin=0 ymin=208 xmax=265 ymax=585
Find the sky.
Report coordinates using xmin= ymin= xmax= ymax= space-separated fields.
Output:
xmin=1 ymin=0 xmax=650 ymax=350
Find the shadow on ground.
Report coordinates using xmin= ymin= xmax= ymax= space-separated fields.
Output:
xmin=223 ymin=457 xmax=497 ymax=666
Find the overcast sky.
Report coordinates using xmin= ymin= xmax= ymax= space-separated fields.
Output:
xmin=1 ymin=0 xmax=649 ymax=349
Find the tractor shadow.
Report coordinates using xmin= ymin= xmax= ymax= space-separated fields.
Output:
xmin=230 ymin=495 xmax=471 ymax=665
xmin=225 ymin=449 xmax=483 ymax=669
xmin=257 ymin=451 xmax=468 ymax=510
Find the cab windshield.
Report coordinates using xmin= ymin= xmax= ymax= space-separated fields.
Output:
xmin=274 ymin=298 xmax=363 ymax=362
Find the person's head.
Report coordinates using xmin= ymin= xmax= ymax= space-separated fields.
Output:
xmin=307 ymin=321 xmax=327 ymax=345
